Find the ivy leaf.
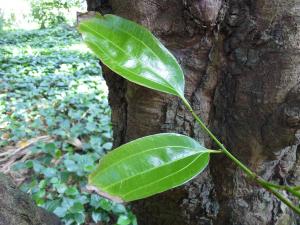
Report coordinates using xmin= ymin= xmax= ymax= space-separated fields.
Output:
xmin=73 ymin=213 xmax=85 ymax=224
xmin=54 ymin=206 xmax=67 ymax=217
xmin=99 ymin=198 xmax=113 ymax=211
xmin=64 ymin=159 xmax=78 ymax=172
xmin=79 ymin=14 xmax=185 ymax=97
xmin=69 ymin=202 xmax=84 ymax=214
xmin=65 ymin=187 xmax=79 ymax=196
xmin=43 ymin=168 xmax=57 ymax=178
xmin=92 ymin=211 xmax=102 ymax=223
xmin=44 ymin=143 xmax=57 ymax=154
xmin=117 ymin=215 xmax=131 ymax=225
xmin=90 ymin=194 xmax=101 ymax=209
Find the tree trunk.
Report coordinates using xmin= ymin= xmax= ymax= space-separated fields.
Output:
xmin=0 ymin=173 xmax=62 ymax=225
xmin=87 ymin=0 xmax=300 ymax=224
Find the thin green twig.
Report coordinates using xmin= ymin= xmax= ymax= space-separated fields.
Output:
xmin=181 ymin=97 xmax=300 ymax=215
xmin=206 ymin=149 xmax=223 ymax=154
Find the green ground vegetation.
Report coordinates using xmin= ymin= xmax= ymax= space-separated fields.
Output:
xmin=0 ymin=25 xmax=136 ymax=225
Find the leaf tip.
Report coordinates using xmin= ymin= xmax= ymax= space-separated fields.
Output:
xmin=86 ymin=185 xmax=125 ymax=203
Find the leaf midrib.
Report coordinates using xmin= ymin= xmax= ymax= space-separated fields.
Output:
xmin=91 ymin=144 xmax=204 ymax=179
xmin=103 ymin=16 xmax=182 ymax=78
xmin=102 ymin=151 xmax=205 ymax=192
xmin=86 ymin=40 xmax=177 ymax=95
xmin=122 ymin=153 xmax=206 ymax=199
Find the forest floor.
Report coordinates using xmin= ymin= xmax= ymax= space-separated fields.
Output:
xmin=0 ymin=25 xmax=136 ymax=225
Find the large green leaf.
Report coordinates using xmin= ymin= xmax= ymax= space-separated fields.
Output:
xmin=89 ymin=133 xmax=210 ymax=202
xmin=78 ymin=14 xmax=185 ymax=97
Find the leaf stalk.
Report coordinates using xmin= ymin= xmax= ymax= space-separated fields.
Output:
xmin=181 ymin=97 xmax=300 ymax=215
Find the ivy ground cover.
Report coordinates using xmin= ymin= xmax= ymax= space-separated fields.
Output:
xmin=0 ymin=25 xmax=136 ymax=225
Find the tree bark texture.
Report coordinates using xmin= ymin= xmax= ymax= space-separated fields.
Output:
xmin=87 ymin=0 xmax=300 ymax=224
xmin=0 ymin=173 xmax=62 ymax=225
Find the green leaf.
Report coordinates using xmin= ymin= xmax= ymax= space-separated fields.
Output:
xmin=99 ymin=198 xmax=113 ymax=211
xmin=73 ymin=212 xmax=85 ymax=224
xmin=43 ymin=168 xmax=57 ymax=178
xmin=65 ymin=187 xmax=79 ymax=196
xmin=54 ymin=149 xmax=62 ymax=158
xmin=112 ymin=204 xmax=126 ymax=214
xmin=90 ymin=194 xmax=101 ymax=209
xmin=50 ymin=177 xmax=60 ymax=184
xmin=42 ymin=199 xmax=61 ymax=212
xmin=54 ymin=206 xmax=67 ymax=217
xmin=44 ymin=143 xmax=57 ymax=154
xmin=89 ymin=133 xmax=210 ymax=202
xmin=102 ymin=142 xmax=112 ymax=150
xmin=54 ymin=183 xmax=67 ymax=194
xmin=38 ymin=180 xmax=47 ymax=189
xmin=69 ymin=202 xmax=84 ymax=214
xmin=12 ymin=161 xmax=27 ymax=170
xmin=92 ymin=211 xmax=102 ymax=223
xmin=78 ymin=14 xmax=185 ymax=97
xmin=64 ymin=159 xmax=78 ymax=172
xmin=117 ymin=215 xmax=131 ymax=225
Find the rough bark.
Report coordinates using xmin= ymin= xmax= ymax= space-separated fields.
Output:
xmin=0 ymin=173 xmax=62 ymax=225
xmin=87 ymin=0 xmax=300 ymax=224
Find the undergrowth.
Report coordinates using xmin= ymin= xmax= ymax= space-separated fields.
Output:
xmin=0 ymin=25 xmax=136 ymax=225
